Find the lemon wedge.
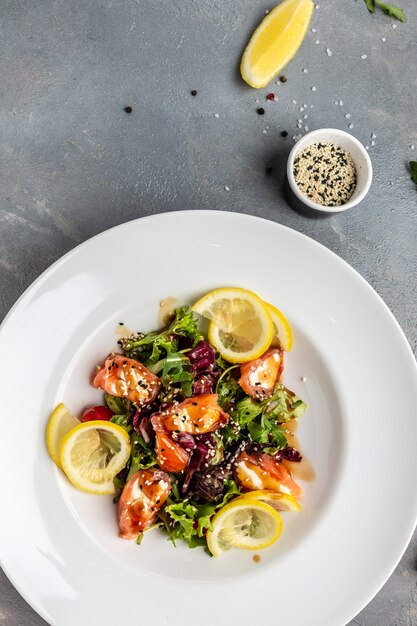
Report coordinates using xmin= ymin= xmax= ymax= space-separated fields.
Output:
xmin=46 ymin=403 xmax=80 ymax=469
xmin=264 ymin=302 xmax=293 ymax=351
xmin=193 ymin=287 xmax=274 ymax=363
xmin=236 ymin=490 xmax=301 ymax=512
xmin=241 ymin=0 xmax=314 ymax=89
xmin=59 ymin=420 xmax=131 ymax=494
xmin=206 ymin=498 xmax=283 ymax=557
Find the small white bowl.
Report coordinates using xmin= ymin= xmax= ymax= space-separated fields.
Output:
xmin=286 ymin=128 xmax=373 ymax=214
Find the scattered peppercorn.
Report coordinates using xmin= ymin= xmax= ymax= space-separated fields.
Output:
xmin=124 ymin=106 xmax=133 ymax=113
xmin=281 ymin=131 xmax=288 ymax=138
xmin=191 ymin=90 xmax=197 ymax=96
xmin=265 ymin=165 xmax=273 ymax=174
xmin=279 ymin=75 xmax=287 ymax=83
xmin=253 ymin=554 xmax=261 ymax=563
xmin=293 ymin=142 xmax=357 ymax=206
xmin=266 ymin=93 xmax=276 ymax=101
xmin=257 ymin=107 xmax=265 ymax=115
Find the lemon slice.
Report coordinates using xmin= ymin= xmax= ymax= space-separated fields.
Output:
xmin=46 ymin=403 xmax=80 ymax=469
xmin=241 ymin=0 xmax=315 ymax=89
xmin=193 ymin=287 xmax=274 ymax=363
xmin=59 ymin=421 xmax=131 ymax=494
xmin=206 ymin=498 xmax=283 ymax=557
xmin=264 ymin=302 xmax=293 ymax=351
xmin=237 ymin=490 xmax=301 ymax=512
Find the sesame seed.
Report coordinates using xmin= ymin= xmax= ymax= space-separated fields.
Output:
xmin=214 ymin=113 xmax=219 ymax=118
xmin=326 ymin=48 xmax=332 ymax=57
xmin=361 ymin=54 xmax=367 ymax=60
xmin=311 ymin=86 xmax=317 ymax=92
xmin=293 ymin=142 xmax=357 ymax=207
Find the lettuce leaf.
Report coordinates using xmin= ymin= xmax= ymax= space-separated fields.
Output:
xmin=159 ymin=480 xmax=240 ymax=548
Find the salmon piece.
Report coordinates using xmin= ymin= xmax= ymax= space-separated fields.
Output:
xmin=239 ymin=348 xmax=284 ymax=399
xmin=118 ymin=468 xmax=171 ymax=540
xmin=92 ymin=353 xmax=161 ymax=406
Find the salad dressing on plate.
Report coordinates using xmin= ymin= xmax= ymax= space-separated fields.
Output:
xmin=284 ymin=419 xmax=315 ymax=482
xmin=158 ymin=297 xmax=178 ymax=328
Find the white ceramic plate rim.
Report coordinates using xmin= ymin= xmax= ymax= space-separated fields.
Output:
xmin=1 ymin=210 xmax=416 ymax=626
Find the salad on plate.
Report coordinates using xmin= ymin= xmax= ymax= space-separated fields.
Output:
xmin=46 ymin=288 xmax=309 ymax=557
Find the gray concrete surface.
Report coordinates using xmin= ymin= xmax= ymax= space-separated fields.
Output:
xmin=0 ymin=0 xmax=416 ymax=624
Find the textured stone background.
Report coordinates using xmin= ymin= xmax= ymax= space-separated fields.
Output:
xmin=0 ymin=1 xmax=416 ymax=624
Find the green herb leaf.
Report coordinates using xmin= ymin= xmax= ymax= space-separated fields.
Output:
xmin=410 ymin=161 xmax=417 ymax=185
xmin=136 ymin=532 xmax=144 ymax=545
xmin=110 ymin=413 xmax=133 ymax=434
xmin=375 ymin=0 xmax=406 ymax=22
xmin=121 ymin=306 xmax=202 ymax=366
xmin=364 ymin=0 xmax=407 ymax=22
xmin=168 ymin=306 xmax=203 ymax=344
xmin=105 ymin=394 xmax=131 ymax=415
xmin=127 ymin=433 xmax=157 ymax=479
xmin=364 ymin=0 xmax=376 ymax=11
xmin=158 ymin=480 xmax=240 ymax=549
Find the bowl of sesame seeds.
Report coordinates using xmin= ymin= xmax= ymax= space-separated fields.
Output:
xmin=287 ymin=128 xmax=373 ymax=213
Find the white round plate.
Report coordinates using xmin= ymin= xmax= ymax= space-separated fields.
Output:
xmin=1 ymin=211 xmax=416 ymax=626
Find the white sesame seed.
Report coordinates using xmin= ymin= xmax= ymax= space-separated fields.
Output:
xmin=345 ymin=113 xmax=351 ymax=119
xmin=262 ymin=129 xmax=267 ymax=134
xmin=315 ymin=4 xmax=320 ymax=9
xmin=334 ymin=101 xmax=338 ymax=105
xmin=224 ymin=185 xmax=230 ymax=191
xmin=365 ymin=145 xmax=369 ymax=150
xmin=339 ymin=100 xmax=343 ymax=106
xmin=214 ymin=113 xmax=219 ymax=118
xmin=392 ymin=23 xmax=397 ymax=29
xmin=304 ymin=114 xmax=308 ymax=119
xmin=371 ymin=140 xmax=375 ymax=146
xmin=348 ymin=123 xmax=354 ymax=129
xmin=361 ymin=54 xmax=367 ymax=60
xmin=298 ymin=118 xmax=303 ymax=123
xmin=371 ymin=133 xmax=377 ymax=139
xmin=315 ymin=39 xmax=320 ymax=45
xmin=381 ymin=37 xmax=386 ymax=42
xmin=304 ymin=125 xmax=309 ymax=131
xmin=299 ymin=106 xmax=304 ymax=112
xmin=311 ymin=27 xmax=317 ymax=33
xmin=310 ymin=104 xmax=314 ymax=108
xmin=265 ymin=9 xmax=269 ymax=13
xmin=311 ymin=86 xmax=317 ymax=92
xmin=302 ymin=68 xmax=308 ymax=73
xmin=411 ymin=145 xmax=415 ymax=150
xmin=326 ymin=48 xmax=332 ymax=57
xmin=297 ymin=123 xmax=302 ymax=129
